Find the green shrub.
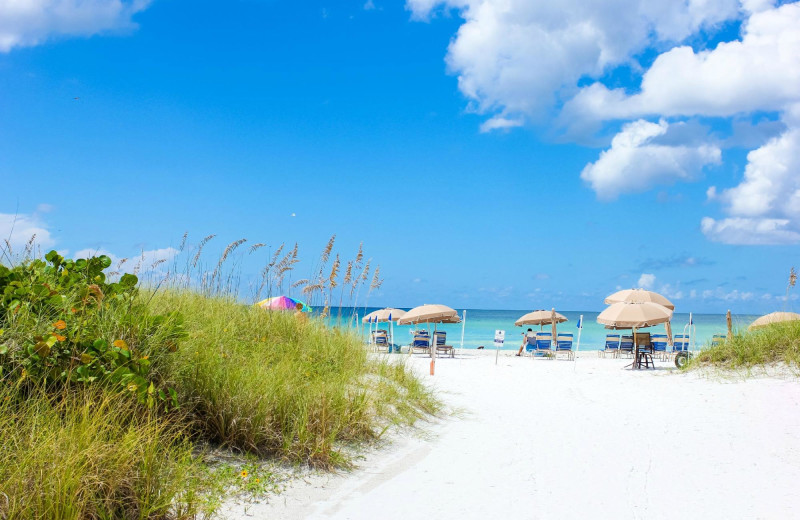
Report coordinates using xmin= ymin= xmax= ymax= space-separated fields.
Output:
xmin=0 ymin=251 xmax=184 ymax=405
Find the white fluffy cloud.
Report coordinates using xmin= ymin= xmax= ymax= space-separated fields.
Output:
xmin=563 ymin=3 xmax=800 ymax=122
xmin=702 ymin=105 xmax=800 ymax=244
xmin=407 ymin=0 xmax=741 ymax=122
xmin=410 ymin=1 xmax=800 ymax=246
xmin=0 ymin=212 xmax=55 ymax=252
xmin=0 ymin=0 xmax=151 ymax=52
xmin=637 ymin=273 xmax=656 ymax=289
xmin=581 ymin=119 xmax=721 ymax=199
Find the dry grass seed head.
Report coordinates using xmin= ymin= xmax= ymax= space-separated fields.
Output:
xmin=329 ymin=254 xmax=340 ymax=290
xmin=192 ymin=234 xmax=217 ymax=268
xmin=370 ymin=266 xmax=382 ymax=290
xmin=320 ymin=235 xmax=336 ymax=265
xmin=343 ymin=261 xmax=353 ymax=285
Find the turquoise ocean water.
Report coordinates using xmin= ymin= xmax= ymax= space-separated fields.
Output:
xmin=326 ymin=308 xmax=761 ymax=351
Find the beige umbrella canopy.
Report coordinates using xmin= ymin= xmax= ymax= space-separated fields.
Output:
xmin=604 ymin=289 xmax=675 ymax=311
xmin=597 ymin=302 xmax=673 ymax=329
xmin=748 ymin=311 xmax=800 ymax=330
xmin=397 ymin=304 xmax=461 ymax=325
xmin=515 ymin=309 xmax=568 ymax=327
xmin=362 ymin=308 xmax=407 ymax=323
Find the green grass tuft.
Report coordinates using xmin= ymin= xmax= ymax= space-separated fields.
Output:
xmin=0 ymin=385 xmax=204 ymax=520
xmin=688 ymin=321 xmax=800 ymax=370
xmin=152 ymin=291 xmax=440 ymax=468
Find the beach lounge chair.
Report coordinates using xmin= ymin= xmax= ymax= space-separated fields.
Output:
xmin=523 ymin=334 xmax=537 ymax=356
xmin=670 ymin=334 xmax=690 ymax=360
xmin=433 ymin=331 xmax=455 ymax=358
xmin=619 ymin=335 xmax=634 ymax=358
xmin=600 ymin=334 xmax=620 ymax=358
xmin=555 ymin=333 xmax=574 ymax=360
xmin=711 ymin=334 xmax=727 ymax=346
xmin=372 ymin=330 xmax=390 ymax=352
xmin=411 ymin=330 xmax=430 ymax=354
xmin=650 ymin=333 xmax=668 ymax=361
xmin=535 ymin=331 xmax=553 ymax=359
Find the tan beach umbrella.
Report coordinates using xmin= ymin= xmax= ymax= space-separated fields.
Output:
xmin=362 ymin=308 xmax=407 ymax=323
xmin=748 ymin=311 xmax=800 ymax=330
xmin=397 ymin=304 xmax=461 ymax=367
xmin=397 ymin=304 xmax=461 ymax=325
xmin=604 ymin=288 xmax=675 ymax=311
xmin=514 ymin=310 xmax=568 ymax=327
xmin=597 ymin=302 xmax=673 ymax=329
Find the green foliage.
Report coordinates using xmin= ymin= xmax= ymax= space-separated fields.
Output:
xmin=0 ymin=250 xmax=439 ymax=516
xmin=0 ymin=251 xmax=184 ymax=404
xmin=688 ymin=321 xmax=800 ymax=370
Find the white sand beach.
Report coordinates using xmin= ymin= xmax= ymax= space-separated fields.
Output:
xmin=224 ymin=351 xmax=800 ymax=519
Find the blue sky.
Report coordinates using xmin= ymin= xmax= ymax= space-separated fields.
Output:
xmin=1 ymin=0 xmax=799 ymax=313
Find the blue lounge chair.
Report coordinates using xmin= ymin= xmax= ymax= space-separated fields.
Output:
xmin=535 ymin=331 xmax=553 ymax=359
xmin=619 ymin=335 xmax=634 ymax=358
xmin=433 ymin=331 xmax=454 ymax=358
xmin=600 ymin=334 xmax=620 ymax=358
xmin=524 ymin=334 xmax=537 ymax=356
xmin=555 ymin=333 xmax=574 ymax=360
xmin=711 ymin=334 xmax=727 ymax=346
xmin=672 ymin=334 xmax=690 ymax=355
xmin=651 ymin=333 xmax=668 ymax=361
xmin=372 ymin=330 xmax=389 ymax=352
xmin=411 ymin=331 xmax=430 ymax=354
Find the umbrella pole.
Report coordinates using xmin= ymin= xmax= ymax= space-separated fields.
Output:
xmin=460 ymin=310 xmax=466 ymax=357
xmin=633 ymin=326 xmax=638 ymax=369
xmin=390 ymin=319 xmax=394 ymax=353
xmin=430 ymin=321 xmax=436 ymax=376
xmin=574 ymin=314 xmax=583 ymax=368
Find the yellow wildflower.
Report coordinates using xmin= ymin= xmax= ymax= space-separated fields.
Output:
xmin=53 ymin=320 xmax=67 ymax=330
xmin=113 ymin=339 xmax=128 ymax=350
xmin=240 ymin=470 xmax=248 ymax=478
xmin=55 ymin=334 xmax=66 ymax=342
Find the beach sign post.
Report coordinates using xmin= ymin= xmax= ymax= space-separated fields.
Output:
xmin=494 ymin=329 xmax=505 ymax=365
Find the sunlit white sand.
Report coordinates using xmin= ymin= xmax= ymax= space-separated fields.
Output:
xmin=223 ymin=351 xmax=800 ymax=519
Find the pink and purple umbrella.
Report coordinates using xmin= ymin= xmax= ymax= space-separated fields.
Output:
xmin=255 ymin=296 xmax=312 ymax=312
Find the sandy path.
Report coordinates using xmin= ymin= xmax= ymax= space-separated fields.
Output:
xmin=223 ymin=352 xmax=800 ymax=519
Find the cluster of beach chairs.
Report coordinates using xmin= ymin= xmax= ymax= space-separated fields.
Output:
xmin=370 ymin=329 xmax=456 ymax=357
xmin=598 ymin=333 xmax=692 ymax=362
xmin=521 ymin=332 xmax=576 ymax=359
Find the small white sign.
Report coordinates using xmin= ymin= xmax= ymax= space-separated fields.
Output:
xmin=494 ymin=329 xmax=505 ymax=347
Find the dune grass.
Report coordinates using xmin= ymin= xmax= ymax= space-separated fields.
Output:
xmin=0 ymin=385 xmax=204 ymax=520
xmin=152 ymin=291 xmax=440 ymax=467
xmin=688 ymin=321 xmax=800 ymax=370
xmin=0 ymin=250 xmax=440 ymax=517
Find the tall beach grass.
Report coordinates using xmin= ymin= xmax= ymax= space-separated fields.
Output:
xmin=152 ymin=291 xmax=439 ymax=468
xmin=689 ymin=321 xmax=800 ymax=370
xmin=0 ymin=235 xmax=439 ymax=517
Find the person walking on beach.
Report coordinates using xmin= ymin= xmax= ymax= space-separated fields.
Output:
xmin=517 ymin=328 xmax=535 ymax=356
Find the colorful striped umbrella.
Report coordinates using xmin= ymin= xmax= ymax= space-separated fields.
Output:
xmin=255 ymin=296 xmax=312 ymax=312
